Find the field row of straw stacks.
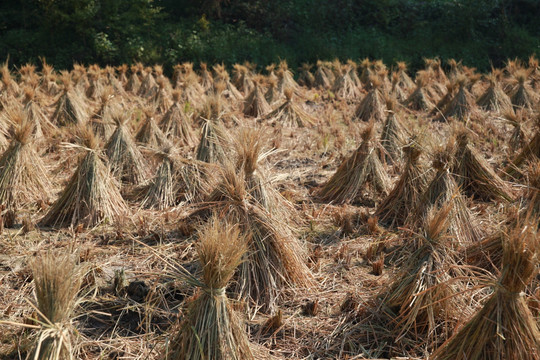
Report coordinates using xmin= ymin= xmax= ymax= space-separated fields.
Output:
xmin=0 ymin=57 xmax=539 ymax=359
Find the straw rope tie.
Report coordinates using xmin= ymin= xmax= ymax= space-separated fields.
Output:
xmin=496 ymin=283 xmax=523 ymax=298
xmin=203 ymin=287 xmax=226 ymax=297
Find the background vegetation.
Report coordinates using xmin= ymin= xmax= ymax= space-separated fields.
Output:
xmin=1 ymin=0 xmax=539 ymax=72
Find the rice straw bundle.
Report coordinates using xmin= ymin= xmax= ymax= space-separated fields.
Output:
xmin=199 ymin=63 xmax=214 ymax=92
xmin=524 ymin=161 xmax=540 ymax=216
xmin=40 ymin=127 xmax=129 ymax=228
xmin=510 ymin=69 xmax=535 ymax=111
xmin=164 ymin=218 xmax=254 ymax=360
xmin=0 ymin=114 xmax=52 ymax=212
xmin=390 ymin=72 xmax=408 ymax=102
xmin=116 ymin=64 xmax=129 ymax=85
xmin=22 ymin=87 xmax=56 ymax=137
xmin=151 ymin=78 xmax=173 ymax=114
xmin=381 ymin=201 xmax=465 ymax=348
xmin=505 ymin=110 xmax=526 ymax=152
xmin=432 ymin=221 xmax=540 ymax=360
xmin=436 ymin=75 xmax=477 ymax=122
xmin=138 ymin=68 xmax=158 ymax=98
xmin=125 ymin=64 xmax=142 ymax=93
xmin=404 ymin=71 xmax=435 ymax=111
xmin=85 ymin=70 xmax=105 ymax=100
xmin=264 ymin=78 xmax=282 ymax=105
xmin=395 ymin=61 xmax=415 ymax=91
xmin=447 ymin=59 xmax=463 ymax=81
xmin=196 ymin=118 xmax=227 ymax=164
xmin=233 ymin=127 xmax=297 ymax=223
xmin=243 ymin=78 xmax=271 ymax=118
xmin=234 ymin=128 xmax=271 ymax=209
xmin=191 ymin=165 xmax=313 ymax=314
xmin=263 ymin=89 xmax=317 ymax=127
xmin=332 ymin=64 xmax=361 ymax=100
xmin=0 ymin=61 xmax=19 ymax=94
xmin=380 ymin=98 xmax=408 ymax=164
xmin=212 ymin=65 xmax=243 ymax=101
xmin=452 ymin=128 xmax=513 ymax=202
xmin=29 ymin=252 xmax=83 ymax=360
xmin=159 ymin=90 xmax=196 ymax=147
xmin=354 ymin=76 xmax=386 ymax=122
xmin=179 ymin=72 xmax=205 ymax=109
xmin=505 ymin=122 xmax=540 ymax=179
xmin=51 ymin=74 xmax=88 ymax=126
xmin=232 ymin=64 xmax=254 ymax=94
xmin=136 ymin=147 xmax=177 ymax=209
xmin=425 ymin=57 xmax=448 ymax=85
xmin=413 ymin=143 xmax=480 ymax=245
xmin=135 ymin=110 xmax=171 ymax=149
xmin=104 ymin=111 xmax=150 ymax=185
xmin=313 ymin=61 xmax=332 ymax=89
xmin=359 ymin=58 xmax=374 ymax=86
xmin=316 ymin=124 xmax=390 ymax=204
xmin=298 ymin=63 xmax=315 ymax=88
xmin=376 ymin=140 xmax=428 ymax=228
xmin=132 ymin=147 xmax=213 ymax=209
xmin=477 ymin=69 xmax=513 ymax=114
xmin=276 ymin=60 xmax=300 ymax=95
xmin=89 ymin=87 xmax=118 ymax=140
xmin=40 ymin=60 xmax=61 ymax=97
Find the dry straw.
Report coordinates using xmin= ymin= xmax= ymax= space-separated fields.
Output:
xmin=375 ymin=139 xmax=428 ymax=228
xmin=135 ymin=110 xmax=171 ymax=149
xmin=354 ymin=76 xmax=386 ymax=122
xmin=436 ymin=75 xmax=478 ymax=122
xmin=317 ymin=123 xmax=390 ymax=204
xmin=404 ymin=71 xmax=435 ymax=111
xmin=104 ymin=110 xmax=150 ymax=185
xmin=191 ymin=165 xmax=313 ymax=314
xmin=505 ymin=120 xmax=540 ymax=179
xmin=413 ymin=142 xmax=480 ymax=245
xmin=195 ymin=116 xmax=228 ymax=164
xmin=51 ymin=74 xmax=88 ymax=126
xmin=313 ymin=61 xmax=332 ymax=89
xmin=332 ymin=63 xmax=361 ymax=100
xmin=40 ymin=127 xmax=129 ymax=228
xmin=0 ymin=111 xmax=52 ymax=211
xmin=477 ymin=69 xmax=513 ymax=113
xmin=263 ymin=88 xmax=317 ymax=127
xmin=452 ymin=127 xmax=513 ymax=202
xmin=510 ymin=69 xmax=535 ymax=111
xmin=29 ymin=252 xmax=83 ymax=360
xmin=432 ymin=220 xmax=540 ymax=360
xmin=380 ymin=201 xmax=466 ymax=349
xmin=298 ymin=63 xmax=315 ymax=88
xmin=159 ymin=89 xmax=197 ymax=147
xmin=164 ymin=218 xmax=255 ymax=360
xmin=243 ymin=78 xmax=271 ymax=118
xmin=379 ymin=97 xmax=408 ymax=164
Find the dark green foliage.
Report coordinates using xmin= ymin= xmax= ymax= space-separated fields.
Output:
xmin=0 ymin=0 xmax=538 ymax=71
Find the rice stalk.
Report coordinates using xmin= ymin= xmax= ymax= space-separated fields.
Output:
xmin=354 ymin=77 xmax=386 ymax=122
xmin=29 ymin=252 xmax=83 ymax=360
xmin=164 ymin=218 xmax=255 ymax=360
xmin=40 ymin=127 xmax=129 ymax=228
xmin=375 ymin=140 xmax=429 ymax=228
xmin=452 ymin=128 xmax=513 ymax=202
xmin=0 ymin=114 xmax=52 ymax=211
xmin=381 ymin=201 xmax=466 ymax=349
xmin=104 ymin=111 xmax=150 ymax=185
xmin=432 ymin=220 xmax=540 ymax=360
xmin=263 ymin=89 xmax=316 ymax=127
xmin=317 ymin=124 xmax=390 ymax=204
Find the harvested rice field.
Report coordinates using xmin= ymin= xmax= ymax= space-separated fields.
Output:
xmin=0 ymin=58 xmax=539 ymax=359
